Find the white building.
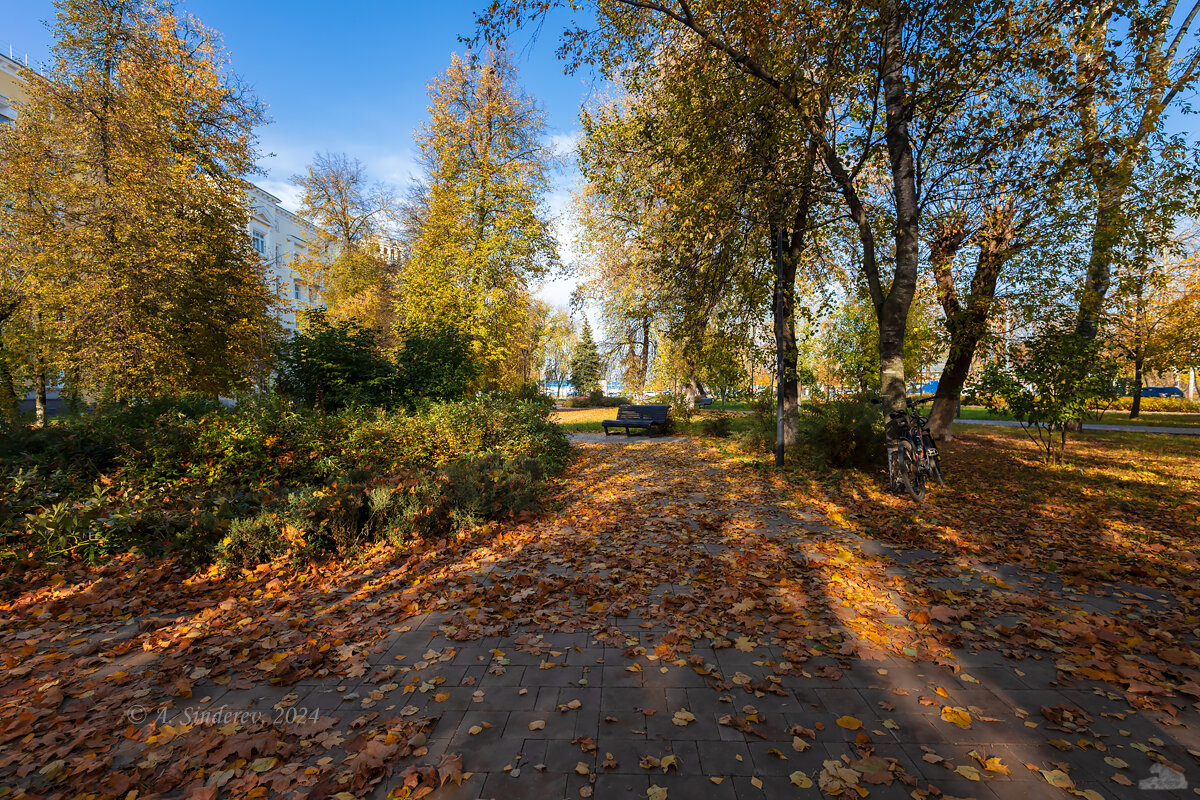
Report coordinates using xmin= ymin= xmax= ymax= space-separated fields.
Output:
xmin=244 ymin=183 xmax=324 ymax=331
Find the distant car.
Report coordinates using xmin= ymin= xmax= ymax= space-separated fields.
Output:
xmin=1141 ymin=386 xmax=1185 ymax=398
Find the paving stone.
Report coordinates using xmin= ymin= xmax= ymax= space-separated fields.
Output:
xmin=480 ymin=768 xmax=567 ymax=799
xmin=696 ymin=739 xmax=757 ymax=776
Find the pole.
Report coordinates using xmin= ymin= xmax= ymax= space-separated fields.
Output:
xmin=774 ymin=223 xmax=785 ymax=467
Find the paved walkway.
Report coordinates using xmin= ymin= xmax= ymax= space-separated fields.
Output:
xmin=953 ymin=418 xmax=1200 ymax=435
xmin=2 ymin=438 xmax=1198 ymax=798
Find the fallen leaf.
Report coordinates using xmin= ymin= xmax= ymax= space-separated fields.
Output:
xmin=940 ymin=706 xmax=972 ymax=728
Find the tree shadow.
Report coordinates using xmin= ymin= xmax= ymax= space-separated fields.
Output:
xmin=2 ymin=434 xmax=1198 ymax=796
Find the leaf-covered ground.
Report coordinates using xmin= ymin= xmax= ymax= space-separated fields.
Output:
xmin=789 ymin=428 xmax=1200 ymax=590
xmin=2 ymin=434 xmax=1198 ymax=799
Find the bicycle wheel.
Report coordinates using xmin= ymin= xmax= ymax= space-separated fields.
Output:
xmin=930 ymin=455 xmax=946 ymax=487
xmin=899 ymin=441 xmax=926 ymax=502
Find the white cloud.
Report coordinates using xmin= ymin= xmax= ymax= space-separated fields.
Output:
xmin=548 ymin=129 xmax=582 ymax=160
xmin=255 ymin=178 xmax=304 ymax=212
xmin=369 ymin=150 xmax=423 ymax=188
xmin=534 ymin=275 xmax=576 ymax=310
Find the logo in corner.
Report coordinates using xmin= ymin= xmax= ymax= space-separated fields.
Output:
xmin=1138 ymin=763 xmax=1187 ymax=791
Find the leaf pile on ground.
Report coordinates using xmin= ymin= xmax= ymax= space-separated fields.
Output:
xmin=784 ymin=429 xmax=1200 ymax=589
xmin=1 ymin=436 xmax=1198 ymax=797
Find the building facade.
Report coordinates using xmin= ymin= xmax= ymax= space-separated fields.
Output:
xmin=244 ymin=183 xmax=324 ymax=331
xmin=1 ymin=49 xmax=31 ymax=126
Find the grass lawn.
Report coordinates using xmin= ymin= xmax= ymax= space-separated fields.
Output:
xmin=700 ymin=399 xmax=751 ymax=411
xmin=550 ymin=407 xmax=610 ymax=433
xmin=956 ymin=404 xmax=1200 ymax=428
xmin=552 ymin=405 xmax=763 ymax=434
xmin=772 ymin=426 xmax=1200 ymax=588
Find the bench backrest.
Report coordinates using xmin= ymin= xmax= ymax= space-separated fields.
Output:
xmin=616 ymin=404 xmax=670 ymax=421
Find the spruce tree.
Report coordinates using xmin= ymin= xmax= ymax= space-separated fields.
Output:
xmin=569 ymin=319 xmax=603 ymax=395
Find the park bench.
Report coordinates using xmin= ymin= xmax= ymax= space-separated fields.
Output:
xmin=602 ymin=404 xmax=671 ymax=436
xmin=695 ymin=397 xmax=713 ymax=408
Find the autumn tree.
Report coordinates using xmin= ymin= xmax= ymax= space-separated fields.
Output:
xmin=575 ymin=65 xmax=799 ymax=451
xmin=1069 ymin=0 xmax=1200 ymax=339
xmin=1108 ymin=230 xmax=1200 ymax=417
xmin=572 ymin=179 xmax=663 ymax=398
xmin=504 ymin=298 xmax=556 ymax=388
xmin=477 ymin=0 xmax=1079 ymax=479
xmin=541 ymin=309 xmax=575 ymax=398
xmin=291 ymin=151 xmax=396 ymax=329
xmin=0 ymin=0 xmax=276 ymax=416
xmin=821 ymin=285 xmax=941 ymax=396
xmin=396 ymin=49 xmax=558 ymax=389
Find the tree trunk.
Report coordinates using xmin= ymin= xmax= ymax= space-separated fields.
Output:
xmin=1076 ymin=190 xmax=1123 ymax=339
xmin=927 ymin=209 xmax=1011 ymax=441
xmin=772 ymin=221 xmax=799 ymax=466
xmin=639 ymin=318 xmax=651 ymax=394
xmin=770 ymin=139 xmax=818 ymax=466
xmin=34 ymin=363 xmax=47 ymax=429
xmin=1131 ymin=357 xmax=1144 ymax=418
xmin=928 ymin=346 xmax=972 ymax=442
xmin=878 ymin=2 xmax=920 ymax=446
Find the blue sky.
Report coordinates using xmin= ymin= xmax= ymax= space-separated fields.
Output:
xmin=3 ymin=0 xmax=597 ymax=306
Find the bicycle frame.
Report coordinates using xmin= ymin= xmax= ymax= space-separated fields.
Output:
xmin=886 ymin=396 xmax=944 ymax=500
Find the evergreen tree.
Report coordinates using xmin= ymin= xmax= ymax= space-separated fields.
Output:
xmin=569 ymin=319 xmax=603 ymax=395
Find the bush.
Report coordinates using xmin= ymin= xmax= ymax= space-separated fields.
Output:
xmin=1108 ymin=395 xmax=1198 ymax=413
xmin=277 ymin=309 xmax=400 ymax=411
xmin=215 ymin=454 xmax=550 ymax=568
xmin=696 ymin=413 xmax=734 ymax=438
xmin=977 ymin=321 xmax=1120 ymax=461
xmin=732 ymin=426 xmax=773 ymax=454
xmin=393 ymin=325 xmax=481 ymax=403
xmin=798 ymin=400 xmax=886 ymax=470
xmin=563 ymin=394 xmax=630 ymax=408
xmin=2 ymin=397 xmax=568 ymax=566
xmin=505 ymin=382 xmax=555 ymax=406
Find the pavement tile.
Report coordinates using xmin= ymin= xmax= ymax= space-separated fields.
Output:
xmin=480 ymin=768 xmax=567 ymax=799
xmin=696 ymin=739 xmax=757 ymax=776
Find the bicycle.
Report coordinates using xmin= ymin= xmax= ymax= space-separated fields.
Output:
xmin=885 ymin=396 xmax=945 ymax=502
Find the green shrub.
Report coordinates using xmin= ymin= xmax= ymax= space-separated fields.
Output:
xmin=564 ymin=394 xmax=630 ymax=408
xmin=977 ymin=321 xmax=1121 ymax=461
xmin=659 ymin=392 xmax=694 ymax=433
xmin=505 ymin=382 xmax=555 ymax=406
xmin=798 ymin=400 xmax=886 ymax=470
xmin=276 ymin=309 xmax=401 ymax=411
xmin=1108 ymin=395 xmax=1198 ymax=413
xmin=696 ymin=413 xmax=734 ymax=438
xmin=393 ymin=325 xmax=481 ymax=403
xmin=217 ymin=511 xmax=290 ymax=569
xmin=732 ymin=426 xmax=773 ymax=454
xmin=1 ymin=397 xmax=568 ymax=565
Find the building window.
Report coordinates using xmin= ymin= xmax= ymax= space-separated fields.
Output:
xmin=293 ymin=279 xmax=303 ymax=300
xmin=252 ymin=231 xmax=266 ymax=255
